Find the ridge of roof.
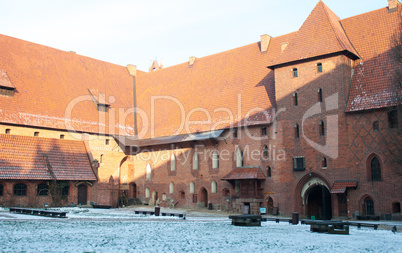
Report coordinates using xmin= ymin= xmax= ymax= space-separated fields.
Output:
xmin=268 ymin=1 xmax=360 ymax=68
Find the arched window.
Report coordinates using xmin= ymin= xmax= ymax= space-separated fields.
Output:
xmin=37 ymin=183 xmax=49 ymax=196
xmin=146 ymin=164 xmax=151 ymax=180
xmin=295 ymin=124 xmax=300 ymax=139
xmin=193 ymin=152 xmax=199 ymax=170
xmin=169 ymin=182 xmax=174 ymax=194
xmin=322 ymin=157 xmax=327 ymax=168
xmin=212 ymin=151 xmax=219 ymax=169
xmin=211 ymin=181 xmax=217 ymax=193
xmin=171 ymin=154 xmax=176 ymax=171
xmin=162 ymin=193 xmax=167 ymax=200
xmin=319 ymin=120 xmax=325 ymax=136
xmin=370 ymin=157 xmax=381 ymax=181
xmin=318 ymin=88 xmax=323 ymax=102
xmin=236 ymin=148 xmax=243 ymax=167
xmin=267 ymin=166 xmax=271 ymax=177
xmin=190 ymin=181 xmax=195 ymax=194
xmin=263 ymin=145 xmax=269 ymax=158
xmin=14 ymin=183 xmax=27 ymax=196
xmin=363 ymin=197 xmax=375 ymax=215
xmin=145 ymin=188 xmax=150 ymax=198
xmin=293 ymin=92 xmax=298 ymax=106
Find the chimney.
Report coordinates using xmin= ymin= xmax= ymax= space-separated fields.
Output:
xmin=388 ymin=0 xmax=398 ymax=13
xmin=189 ymin=56 xmax=197 ymax=67
xmin=260 ymin=34 xmax=272 ymax=53
xmin=281 ymin=42 xmax=289 ymax=53
xmin=127 ymin=64 xmax=137 ymax=77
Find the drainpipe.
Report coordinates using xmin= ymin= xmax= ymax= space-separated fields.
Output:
xmin=127 ymin=65 xmax=138 ymax=138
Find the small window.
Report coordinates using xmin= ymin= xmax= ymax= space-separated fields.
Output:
xmin=146 ymin=164 xmax=151 ymax=180
xmin=61 ymin=185 xmax=69 ymax=196
xmin=212 ymin=151 xmax=219 ymax=169
xmin=322 ymin=157 xmax=327 ymax=169
xmin=295 ymin=124 xmax=300 ymax=139
xmin=60 ymin=134 xmax=65 ymax=139
xmin=171 ymin=154 xmax=176 ymax=171
xmin=211 ymin=181 xmax=217 ymax=193
xmin=105 ymin=139 xmax=110 ymax=145
xmin=0 ymin=184 xmax=3 ymax=196
xmin=293 ymin=92 xmax=298 ymax=106
xmin=37 ymin=183 xmax=49 ymax=196
xmin=293 ymin=157 xmax=305 ymax=171
xmin=318 ymin=88 xmax=323 ymax=102
xmin=388 ymin=109 xmax=398 ymax=128
xmin=267 ymin=166 xmax=272 ymax=177
xmin=317 ymin=63 xmax=323 ymax=73
xmin=145 ymin=188 xmax=150 ymax=198
xmin=292 ymin=68 xmax=298 ymax=78
xmin=169 ymin=182 xmax=174 ymax=194
xmin=14 ymin=183 xmax=27 ymax=196
xmin=193 ymin=152 xmax=199 ymax=170
xmin=373 ymin=121 xmax=379 ymax=132
xmin=5 ymin=129 xmax=10 ymax=134
xmin=190 ymin=182 xmax=195 ymax=194
xmin=263 ymin=145 xmax=269 ymax=158
xmin=233 ymin=128 xmax=238 ymax=138
xmin=319 ymin=120 xmax=325 ymax=136
xmin=236 ymin=148 xmax=243 ymax=167
xmin=34 ymin=132 xmax=39 ymax=137
xmin=370 ymin=157 xmax=381 ymax=181
xmin=261 ymin=127 xmax=267 ymax=136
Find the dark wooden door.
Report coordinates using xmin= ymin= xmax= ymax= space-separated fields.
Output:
xmin=338 ymin=194 xmax=348 ymax=216
xmin=200 ymin=188 xmax=208 ymax=207
xmin=267 ymin=197 xmax=274 ymax=215
xmin=78 ymin=185 xmax=87 ymax=205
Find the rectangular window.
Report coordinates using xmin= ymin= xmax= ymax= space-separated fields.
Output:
xmin=388 ymin=109 xmax=398 ymax=128
xmin=233 ymin=128 xmax=238 ymax=138
xmin=293 ymin=157 xmax=305 ymax=171
xmin=261 ymin=127 xmax=267 ymax=136
xmin=292 ymin=68 xmax=298 ymax=78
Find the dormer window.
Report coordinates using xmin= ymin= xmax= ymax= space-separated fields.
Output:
xmin=292 ymin=68 xmax=298 ymax=78
xmin=88 ymin=89 xmax=110 ymax=112
xmin=34 ymin=132 xmax=40 ymax=137
xmin=0 ymin=70 xmax=16 ymax=97
xmin=316 ymin=63 xmax=323 ymax=73
xmin=5 ymin=129 xmax=10 ymax=134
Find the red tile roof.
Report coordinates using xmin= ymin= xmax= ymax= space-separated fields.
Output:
xmin=0 ymin=134 xmax=96 ymax=181
xmin=269 ymin=1 xmax=359 ymax=68
xmin=0 ymin=34 xmax=137 ymax=135
xmin=330 ymin=180 xmax=358 ymax=194
xmin=343 ymin=5 xmax=402 ymax=111
xmin=221 ymin=167 xmax=265 ymax=181
xmin=135 ymin=34 xmax=296 ymax=138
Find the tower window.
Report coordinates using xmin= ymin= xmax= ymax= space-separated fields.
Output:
xmin=388 ymin=109 xmax=398 ymax=128
xmin=370 ymin=157 xmax=381 ymax=181
xmin=292 ymin=68 xmax=298 ymax=78
xmin=293 ymin=157 xmax=305 ymax=171
xmin=267 ymin=166 xmax=272 ymax=177
xmin=322 ymin=157 xmax=327 ymax=169
xmin=261 ymin=127 xmax=267 ymax=136
xmin=295 ymin=124 xmax=300 ymax=139
xmin=263 ymin=145 xmax=269 ymax=158
xmin=317 ymin=63 xmax=323 ymax=73
xmin=293 ymin=92 xmax=298 ymax=106
xmin=373 ymin=121 xmax=379 ymax=132
xmin=318 ymin=88 xmax=323 ymax=102
xmin=319 ymin=120 xmax=325 ymax=136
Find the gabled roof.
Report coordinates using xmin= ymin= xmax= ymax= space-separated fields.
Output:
xmin=0 ymin=70 xmax=15 ymax=89
xmin=0 ymin=134 xmax=96 ymax=181
xmin=344 ymin=5 xmax=402 ymax=111
xmin=330 ymin=180 xmax=358 ymax=194
xmin=0 ymin=34 xmax=138 ymax=135
xmin=269 ymin=1 xmax=359 ymax=68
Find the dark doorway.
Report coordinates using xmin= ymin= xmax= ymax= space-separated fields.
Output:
xmin=78 ymin=184 xmax=88 ymax=205
xmin=363 ymin=197 xmax=374 ymax=215
xmin=131 ymin=183 xmax=137 ymax=198
xmin=338 ymin=194 xmax=348 ymax=216
xmin=267 ymin=197 xmax=274 ymax=215
xmin=200 ymin=188 xmax=208 ymax=207
xmin=306 ymin=185 xmax=332 ymax=220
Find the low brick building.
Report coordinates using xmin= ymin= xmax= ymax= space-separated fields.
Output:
xmin=0 ymin=1 xmax=401 ymax=219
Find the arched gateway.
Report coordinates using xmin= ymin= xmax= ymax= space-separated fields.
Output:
xmin=296 ymin=174 xmax=332 ymax=220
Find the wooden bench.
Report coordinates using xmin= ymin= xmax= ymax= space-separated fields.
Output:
xmin=304 ymin=220 xmax=349 ymax=235
xmin=356 ymin=215 xmax=380 ymax=221
xmin=9 ymin=207 xmax=67 ymax=218
xmin=229 ymin=215 xmax=262 ymax=226
xmin=262 ymin=218 xmax=292 ymax=224
xmin=348 ymin=222 xmax=379 ymax=230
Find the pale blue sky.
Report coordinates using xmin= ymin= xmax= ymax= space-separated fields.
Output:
xmin=1 ymin=0 xmax=389 ymax=71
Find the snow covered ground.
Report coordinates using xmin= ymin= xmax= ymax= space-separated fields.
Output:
xmin=0 ymin=207 xmax=401 ymax=252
